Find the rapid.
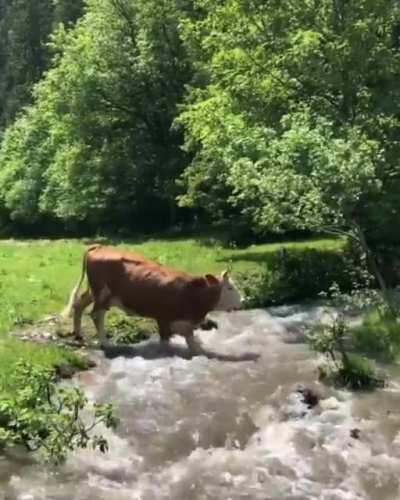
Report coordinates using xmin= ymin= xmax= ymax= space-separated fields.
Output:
xmin=1 ymin=306 xmax=400 ymax=500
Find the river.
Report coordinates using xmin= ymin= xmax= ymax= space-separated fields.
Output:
xmin=1 ymin=306 xmax=400 ymax=500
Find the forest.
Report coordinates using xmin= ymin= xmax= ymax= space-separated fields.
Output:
xmin=0 ymin=0 xmax=399 ymax=249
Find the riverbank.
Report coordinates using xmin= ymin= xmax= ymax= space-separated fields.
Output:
xmin=0 ymin=235 xmax=346 ymax=390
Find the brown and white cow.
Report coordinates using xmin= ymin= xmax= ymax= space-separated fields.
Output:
xmin=62 ymin=245 xmax=243 ymax=351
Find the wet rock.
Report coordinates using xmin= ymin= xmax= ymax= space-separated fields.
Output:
xmin=77 ymin=371 xmax=95 ymax=384
xmin=65 ymin=338 xmax=86 ymax=348
xmin=86 ymin=358 xmax=97 ymax=368
xmin=77 ymin=355 xmax=97 ymax=369
xmin=350 ymin=428 xmax=361 ymax=440
xmin=320 ymin=396 xmax=340 ymax=411
xmin=266 ymin=457 xmax=297 ymax=480
xmin=257 ymin=470 xmax=267 ymax=483
xmin=295 ymin=385 xmax=320 ymax=409
xmin=54 ymin=363 xmax=78 ymax=379
xmin=56 ymin=328 xmax=73 ymax=338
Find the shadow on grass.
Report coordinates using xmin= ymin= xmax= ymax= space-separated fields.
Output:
xmin=217 ymin=246 xmax=342 ymax=265
xmin=102 ymin=341 xmax=260 ymax=363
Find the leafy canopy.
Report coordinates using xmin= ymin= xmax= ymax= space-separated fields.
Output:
xmin=179 ymin=0 xmax=400 ymax=240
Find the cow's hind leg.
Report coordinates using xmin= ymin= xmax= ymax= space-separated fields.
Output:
xmin=73 ymin=289 xmax=93 ymax=343
xmin=90 ymin=304 xmax=109 ymax=348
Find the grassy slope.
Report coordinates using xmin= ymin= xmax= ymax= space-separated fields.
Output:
xmin=0 ymin=236 xmax=342 ymax=387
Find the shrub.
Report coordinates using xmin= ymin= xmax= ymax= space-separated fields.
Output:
xmin=237 ymin=268 xmax=281 ymax=308
xmin=336 ymin=354 xmax=384 ymax=390
xmin=0 ymin=360 xmax=118 ymax=464
xmin=107 ymin=312 xmax=156 ymax=344
xmin=237 ymin=246 xmax=367 ymax=307
xmin=309 ymin=312 xmax=385 ymax=390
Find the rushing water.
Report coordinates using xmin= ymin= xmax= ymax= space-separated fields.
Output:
xmin=2 ymin=306 xmax=400 ymax=500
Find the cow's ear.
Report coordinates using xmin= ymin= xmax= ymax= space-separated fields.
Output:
xmin=205 ymin=274 xmax=220 ymax=286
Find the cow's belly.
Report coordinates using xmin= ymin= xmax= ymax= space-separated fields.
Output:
xmin=109 ymin=296 xmax=197 ymax=336
xmin=109 ymin=295 xmax=172 ymax=320
xmin=170 ymin=320 xmax=196 ymax=336
xmin=109 ymin=296 xmax=138 ymax=316
xmin=108 ymin=290 xmax=190 ymax=322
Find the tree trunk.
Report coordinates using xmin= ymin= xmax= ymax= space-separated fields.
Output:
xmin=168 ymin=197 xmax=177 ymax=228
xmin=354 ymin=223 xmax=397 ymax=317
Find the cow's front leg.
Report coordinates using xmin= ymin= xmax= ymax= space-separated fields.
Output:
xmin=90 ymin=306 xmax=109 ymax=348
xmin=185 ymin=329 xmax=203 ymax=354
xmin=157 ymin=320 xmax=172 ymax=348
xmin=172 ymin=321 xmax=203 ymax=354
xmin=72 ymin=289 xmax=93 ymax=343
xmin=199 ymin=316 xmax=218 ymax=331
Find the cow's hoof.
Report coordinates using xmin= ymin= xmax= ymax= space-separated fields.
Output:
xmin=200 ymin=319 xmax=218 ymax=331
xmin=69 ymin=335 xmax=85 ymax=346
xmin=187 ymin=343 xmax=204 ymax=356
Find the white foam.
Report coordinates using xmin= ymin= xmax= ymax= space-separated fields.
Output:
xmin=3 ymin=307 xmax=400 ymax=500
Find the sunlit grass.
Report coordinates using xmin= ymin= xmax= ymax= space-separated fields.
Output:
xmin=353 ymin=308 xmax=400 ymax=362
xmin=0 ymin=235 xmax=343 ymax=388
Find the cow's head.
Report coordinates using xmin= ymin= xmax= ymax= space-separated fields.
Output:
xmin=213 ymin=270 xmax=243 ymax=312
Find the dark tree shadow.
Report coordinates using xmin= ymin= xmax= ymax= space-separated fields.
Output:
xmin=101 ymin=341 xmax=260 ymax=363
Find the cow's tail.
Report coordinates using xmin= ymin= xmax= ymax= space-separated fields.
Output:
xmin=61 ymin=246 xmax=96 ymax=319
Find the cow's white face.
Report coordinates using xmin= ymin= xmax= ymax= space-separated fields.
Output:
xmin=214 ymin=270 xmax=243 ymax=312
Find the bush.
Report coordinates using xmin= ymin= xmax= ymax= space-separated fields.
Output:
xmin=237 ymin=268 xmax=280 ymax=308
xmin=309 ymin=313 xmax=385 ymax=391
xmin=336 ymin=354 xmax=384 ymax=390
xmin=107 ymin=312 xmax=156 ymax=344
xmin=0 ymin=360 xmax=118 ymax=464
xmin=237 ymin=246 xmax=367 ymax=307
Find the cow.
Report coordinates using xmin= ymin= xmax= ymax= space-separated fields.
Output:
xmin=62 ymin=245 xmax=243 ymax=352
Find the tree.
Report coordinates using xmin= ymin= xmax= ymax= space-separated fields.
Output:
xmin=178 ymin=0 xmax=400 ymax=296
xmin=0 ymin=0 xmax=193 ymax=231
xmin=0 ymin=0 xmax=84 ymax=130
xmin=53 ymin=0 xmax=84 ymax=27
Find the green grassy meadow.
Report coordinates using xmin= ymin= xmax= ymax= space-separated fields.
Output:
xmin=0 ymin=236 xmax=343 ymax=388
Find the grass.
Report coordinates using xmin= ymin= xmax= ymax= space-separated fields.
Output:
xmin=353 ymin=308 xmax=400 ymax=362
xmin=0 ymin=235 xmax=343 ymax=390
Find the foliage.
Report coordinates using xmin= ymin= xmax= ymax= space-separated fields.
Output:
xmin=309 ymin=312 xmax=385 ymax=390
xmin=308 ymin=266 xmax=388 ymax=390
xmin=107 ymin=313 xmax=155 ymax=344
xmin=1 ymin=0 xmax=400 ymax=258
xmin=179 ymin=0 xmax=400 ymax=253
xmin=237 ymin=268 xmax=276 ymax=309
xmin=0 ymin=0 xmax=193 ymax=231
xmin=0 ymin=360 xmax=118 ymax=464
xmin=335 ymin=354 xmax=384 ymax=391
xmin=0 ymin=0 xmax=84 ymax=129
xmin=237 ymin=245 xmax=366 ymax=307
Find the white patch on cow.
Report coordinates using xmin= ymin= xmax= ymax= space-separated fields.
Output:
xmin=213 ymin=271 xmax=243 ymax=312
